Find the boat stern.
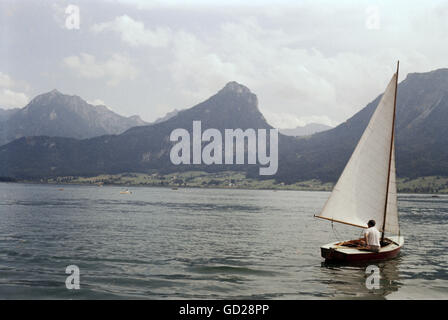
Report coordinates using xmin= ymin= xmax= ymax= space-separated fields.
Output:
xmin=320 ymin=241 xmax=343 ymax=261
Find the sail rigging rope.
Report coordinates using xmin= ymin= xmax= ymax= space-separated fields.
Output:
xmin=331 ymin=220 xmax=344 ymax=242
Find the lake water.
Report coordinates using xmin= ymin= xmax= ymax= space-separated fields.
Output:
xmin=0 ymin=183 xmax=447 ymax=299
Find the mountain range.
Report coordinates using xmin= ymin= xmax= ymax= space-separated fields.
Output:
xmin=1 ymin=69 xmax=448 ymax=183
xmin=0 ymin=90 xmax=147 ymax=146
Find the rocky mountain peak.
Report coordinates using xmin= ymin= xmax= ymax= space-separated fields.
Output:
xmin=219 ymin=81 xmax=252 ymax=95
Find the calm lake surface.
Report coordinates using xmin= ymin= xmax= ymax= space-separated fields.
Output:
xmin=0 ymin=183 xmax=447 ymax=299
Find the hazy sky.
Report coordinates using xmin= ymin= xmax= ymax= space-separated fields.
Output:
xmin=1 ymin=0 xmax=447 ymax=128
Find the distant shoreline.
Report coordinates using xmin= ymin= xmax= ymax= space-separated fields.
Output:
xmin=2 ymin=171 xmax=448 ymax=195
xmin=3 ymin=179 xmax=331 ymax=193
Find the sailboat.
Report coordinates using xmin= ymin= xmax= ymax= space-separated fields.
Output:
xmin=315 ymin=62 xmax=404 ymax=262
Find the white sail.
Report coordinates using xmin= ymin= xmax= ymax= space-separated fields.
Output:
xmin=384 ymin=141 xmax=399 ymax=234
xmin=317 ymin=73 xmax=399 ymax=234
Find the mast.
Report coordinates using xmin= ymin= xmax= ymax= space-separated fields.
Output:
xmin=381 ymin=61 xmax=399 ymax=242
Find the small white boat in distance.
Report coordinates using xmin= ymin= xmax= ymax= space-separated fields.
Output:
xmin=315 ymin=62 xmax=404 ymax=262
xmin=120 ymin=189 xmax=131 ymax=194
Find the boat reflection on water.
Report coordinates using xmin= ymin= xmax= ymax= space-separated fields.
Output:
xmin=320 ymin=257 xmax=402 ymax=299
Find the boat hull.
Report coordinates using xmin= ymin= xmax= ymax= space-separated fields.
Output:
xmin=321 ymin=236 xmax=404 ymax=262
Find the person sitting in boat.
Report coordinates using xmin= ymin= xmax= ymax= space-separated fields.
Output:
xmin=361 ymin=220 xmax=381 ymax=252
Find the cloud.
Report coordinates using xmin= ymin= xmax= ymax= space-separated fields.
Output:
xmin=0 ymin=72 xmax=16 ymax=88
xmin=87 ymin=98 xmax=106 ymax=106
xmin=92 ymin=15 xmax=172 ymax=47
xmin=160 ymin=16 xmax=390 ymax=127
xmin=0 ymin=88 xmax=29 ymax=108
xmin=0 ymin=72 xmax=29 ymax=108
xmin=9 ymin=1 xmax=447 ymax=124
xmin=157 ymin=9 xmax=446 ymax=127
xmin=87 ymin=4 xmax=448 ymax=125
xmin=103 ymin=0 xmax=159 ymax=10
xmin=62 ymin=53 xmax=138 ymax=86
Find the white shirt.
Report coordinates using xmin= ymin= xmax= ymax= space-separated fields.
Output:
xmin=363 ymin=226 xmax=381 ymax=247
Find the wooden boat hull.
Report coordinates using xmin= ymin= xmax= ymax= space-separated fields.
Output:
xmin=321 ymin=236 xmax=404 ymax=262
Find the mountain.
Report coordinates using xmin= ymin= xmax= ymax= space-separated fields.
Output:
xmin=280 ymin=123 xmax=332 ymax=136
xmin=1 ymin=69 xmax=448 ymax=182
xmin=0 ymin=81 xmax=275 ymax=178
xmin=0 ymin=90 xmax=147 ymax=146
